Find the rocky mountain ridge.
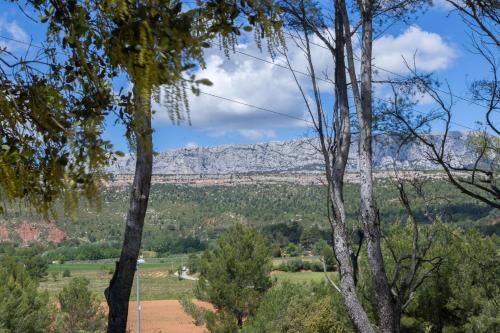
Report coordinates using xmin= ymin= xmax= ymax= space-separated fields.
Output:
xmin=108 ymin=132 xmax=476 ymax=175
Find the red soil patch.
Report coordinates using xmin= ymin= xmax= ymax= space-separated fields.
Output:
xmin=17 ymin=221 xmax=40 ymax=244
xmin=47 ymin=222 xmax=66 ymax=244
xmin=103 ymin=300 xmax=213 ymax=333
xmin=0 ymin=224 xmax=8 ymax=241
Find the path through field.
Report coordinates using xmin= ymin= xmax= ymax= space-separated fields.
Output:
xmin=125 ymin=300 xmax=209 ymax=333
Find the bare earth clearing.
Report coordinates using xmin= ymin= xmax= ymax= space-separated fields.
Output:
xmin=104 ymin=300 xmax=211 ymax=333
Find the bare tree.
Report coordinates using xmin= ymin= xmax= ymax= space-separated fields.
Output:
xmin=281 ymin=0 xmax=435 ymax=331
xmin=444 ymin=0 xmax=499 ymax=47
xmin=380 ymin=60 xmax=499 ymax=209
xmin=280 ymin=1 xmax=374 ymax=331
xmin=387 ymin=175 xmax=443 ymax=329
xmin=381 ymin=1 xmax=499 ymax=210
xmin=338 ymin=0 xmax=400 ymax=330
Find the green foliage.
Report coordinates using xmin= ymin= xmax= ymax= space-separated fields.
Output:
xmin=313 ymin=239 xmax=336 ymax=271
xmin=359 ymin=223 xmax=500 ymax=332
xmin=180 ymin=298 xmax=206 ymax=326
xmin=196 ymin=224 xmax=272 ymax=327
xmin=23 ymin=255 xmax=50 ymax=280
xmin=277 ymin=259 xmax=324 ymax=272
xmin=284 ymin=243 xmax=303 ymax=257
xmin=187 ymin=253 xmax=201 ymax=274
xmin=143 ymin=235 xmax=207 ymax=256
xmin=0 ymin=256 xmax=53 ymax=333
xmin=44 ymin=242 xmax=121 ymax=262
xmin=56 ymin=277 xmax=106 ymax=333
xmin=62 ymin=269 xmax=71 ymax=278
xmin=243 ymin=282 xmax=351 ymax=333
xmin=403 ymin=227 xmax=500 ymax=332
xmin=3 ymin=180 xmax=495 ymax=251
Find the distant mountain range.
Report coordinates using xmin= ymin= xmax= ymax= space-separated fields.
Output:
xmin=108 ymin=132 xmax=478 ymax=175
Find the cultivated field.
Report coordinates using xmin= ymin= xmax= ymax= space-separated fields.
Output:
xmin=40 ymin=255 xmax=332 ymax=332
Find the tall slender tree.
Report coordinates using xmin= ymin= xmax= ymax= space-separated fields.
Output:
xmin=26 ymin=1 xmax=282 ymax=331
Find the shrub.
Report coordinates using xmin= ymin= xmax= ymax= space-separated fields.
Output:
xmin=23 ymin=255 xmax=49 ymax=280
xmin=0 ymin=256 xmax=53 ymax=332
xmin=62 ymin=269 xmax=71 ymax=278
xmin=286 ymin=259 xmax=304 ymax=272
xmin=284 ymin=243 xmax=302 ymax=257
xmin=187 ymin=253 xmax=201 ymax=274
xmin=196 ymin=224 xmax=272 ymax=328
xmin=243 ymin=282 xmax=352 ymax=333
xmin=57 ymin=277 xmax=105 ymax=333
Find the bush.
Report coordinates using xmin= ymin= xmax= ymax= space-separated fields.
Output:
xmin=284 ymin=243 xmax=303 ymax=257
xmin=23 ymin=255 xmax=49 ymax=280
xmin=286 ymin=259 xmax=304 ymax=272
xmin=187 ymin=253 xmax=201 ymax=274
xmin=57 ymin=277 xmax=105 ymax=333
xmin=196 ymin=224 xmax=272 ymax=328
xmin=62 ymin=269 xmax=71 ymax=278
xmin=143 ymin=236 xmax=207 ymax=255
xmin=45 ymin=242 xmax=121 ymax=262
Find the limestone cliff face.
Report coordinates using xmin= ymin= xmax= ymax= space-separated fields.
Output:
xmin=108 ymin=132 xmax=481 ymax=175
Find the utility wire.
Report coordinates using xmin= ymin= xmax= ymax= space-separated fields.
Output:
xmin=199 ymin=91 xmax=314 ymax=124
xmin=281 ymin=30 xmax=492 ymax=109
xmin=0 ymin=34 xmax=477 ymax=130
xmin=213 ymin=38 xmax=475 ymax=130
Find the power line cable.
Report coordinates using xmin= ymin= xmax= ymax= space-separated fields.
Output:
xmin=0 ymin=34 xmax=476 ymax=130
xmin=213 ymin=38 xmax=476 ymax=130
xmin=281 ymin=30 xmax=492 ymax=109
xmin=199 ymin=91 xmax=314 ymax=124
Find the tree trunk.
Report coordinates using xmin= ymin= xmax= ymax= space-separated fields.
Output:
xmin=356 ymin=4 xmax=396 ymax=332
xmin=327 ymin=3 xmax=375 ymax=331
xmin=105 ymin=85 xmax=153 ymax=332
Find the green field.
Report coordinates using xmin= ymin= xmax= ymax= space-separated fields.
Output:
xmin=41 ymin=255 xmax=332 ymax=301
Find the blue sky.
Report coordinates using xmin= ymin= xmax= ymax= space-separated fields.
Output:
xmin=0 ymin=1 xmax=497 ymax=152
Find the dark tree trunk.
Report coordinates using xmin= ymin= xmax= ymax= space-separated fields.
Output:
xmin=105 ymin=85 xmax=153 ymax=332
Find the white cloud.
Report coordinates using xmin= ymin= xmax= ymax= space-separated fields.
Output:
xmin=431 ymin=0 xmax=455 ymax=11
xmin=0 ymin=18 xmax=29 ymax=51
xmin=153 ymin=27 xmax=455 ymax=140
xmin=153 ymin=38 xmax=330 ymax=139
xmin=373 ymin=26 xmax=456 ymax=75
xmin=184 ymin=141 xmax=199 ymax=149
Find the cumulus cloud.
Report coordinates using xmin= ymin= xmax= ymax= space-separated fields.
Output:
xmin=373 ymin=26 xmax=456 ymax=75
xmin=153 ymin=39 xmax=328 ymax=139
xmin=153 ymin=26 xmax=455 ymax=139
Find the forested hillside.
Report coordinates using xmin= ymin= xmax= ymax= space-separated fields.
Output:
xmin=1 ymin=178 xmax=497 ymax=256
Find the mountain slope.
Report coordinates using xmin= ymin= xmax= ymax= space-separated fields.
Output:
xmin=108 ymin=132 xmax=475 ymax=175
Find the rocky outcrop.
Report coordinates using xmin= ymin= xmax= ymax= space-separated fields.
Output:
xmin=108 ymin=132 xmax=480 ymax=175
xmin=0 ymin=219 xmax=66 ymax=245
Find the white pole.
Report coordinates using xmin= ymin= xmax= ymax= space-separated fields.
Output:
xmin=136 ymin=264 xmax=141 ymax=333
